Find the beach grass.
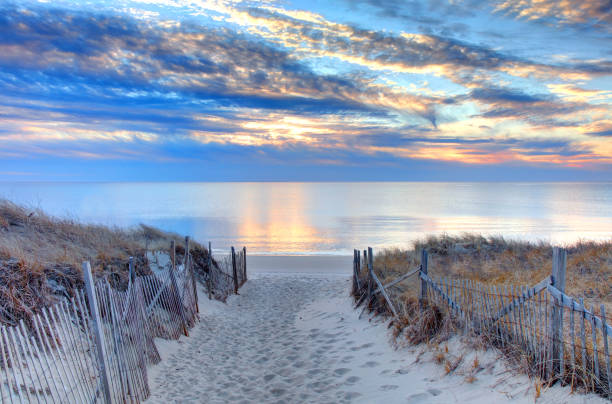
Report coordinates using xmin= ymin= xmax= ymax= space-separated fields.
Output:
xmin=0 ymin=199 xmax=213 ymax=325
xmin=373 ymin=233 xmax=612 ymax=309
xmin=369 ymin=234 xmax=612 ymax=396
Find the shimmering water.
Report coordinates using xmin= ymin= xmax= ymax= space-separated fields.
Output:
xmin=1 ymin=182 xmax=610 ymax=254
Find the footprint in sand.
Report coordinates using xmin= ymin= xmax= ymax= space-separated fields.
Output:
xmin=343 ymin=391 xmax=362 ymax=400
xmin=269 ymin=387 xmax=286 ymax=397
xmin=351 ymin=342 xmax=374 ymax=351
xmin=428 ymin=388 xmax=442 ymax=396
xmin=406 ymin=392 xmax=432 ymax=403
xmin=345 ymin=376 xmax=360 ymax=384
xmin=334 ymin=368 xmax=351 ymax=376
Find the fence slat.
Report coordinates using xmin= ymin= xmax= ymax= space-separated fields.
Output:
xmin=419 ymin=250 xmax=428 ymax=307
xmin=523 ymin=287 xmax=531 ymax=352
xmin=579 ymin=297 xmax=587 ymax=385
xmin=370 ymin=271 xmax=398 ymax=317
xmin=373 ymin=269 xmax=419 ymax=296
xmin=83 ymin=262 xmax=112 ymax=404
xmin=570 ymin=300 xmax=576 ymax=380
xmin=537 ymin=291 xmax=543 ymax=378
xmin=600 ymin=304 xmax=611 ymax=397
xmin=591 ymin=304 xmax=600 ymax=381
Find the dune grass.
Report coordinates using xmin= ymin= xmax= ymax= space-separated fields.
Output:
xmin=366 ymin=234 xmax=612 ymax=396
xmin=372 ymin=233 xmax=612 ymax=310
xmin=0 ymin=199 xmax=214 ymax=326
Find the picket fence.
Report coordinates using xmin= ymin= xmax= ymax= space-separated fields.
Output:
xmin=0 ymin=238 xmax=247 ymax=403
xmin=209 ymin=246 xmax=247 ymax=300
xmin=353 ymin=246 xmax=612 ymax=398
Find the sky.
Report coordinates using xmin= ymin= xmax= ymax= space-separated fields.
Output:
xmin=0 ymin=0 xmax=611 ymax=181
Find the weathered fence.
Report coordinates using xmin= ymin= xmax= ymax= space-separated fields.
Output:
xmin=0 ymin=239 xmax=247 ymax=403
xmin=353 ymin=246 xmax=612 ymax=398
xmin=209 ymin=245 xmax=247 ymax=301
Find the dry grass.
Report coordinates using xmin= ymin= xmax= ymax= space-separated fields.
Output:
xmin=0 ymin=199 xmax=215 ymax=325
xmin=363 ymin=233 xmax=612 ymax=397
xmin=373 ymin=233 xmax=612 ymax=309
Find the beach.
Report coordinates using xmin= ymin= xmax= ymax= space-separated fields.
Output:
xmin=145 ymin=270 xmax=606 ymax=404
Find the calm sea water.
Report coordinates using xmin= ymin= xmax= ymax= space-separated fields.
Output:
xmin=1 ymin=182 xmax=610 ymax=254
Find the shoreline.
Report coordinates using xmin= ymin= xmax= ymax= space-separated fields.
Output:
xmin=247 ymin=254 xmax=352 ymax=274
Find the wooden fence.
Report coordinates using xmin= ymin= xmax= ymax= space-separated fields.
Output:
xmin=206 ymin=245 xmax=247 ymax=301
xmin=0 ymin=239 xmax=247 ymax=403
xmin=353 ymin=246 xmax=612 ymax=398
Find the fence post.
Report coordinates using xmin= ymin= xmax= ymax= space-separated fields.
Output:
xmin=352 ymin=250 xmax=357 ymax=295
xmin=129 ymin=256 xmax=134 ymax=281
xmin=367 ymin=247 xmax=374 ymax=307
xmin=170 ymin=241 xmax=189 ymax=336
xmin=186 ymin=236 xmax=198 ymax=313
xmin=207 ymin=242 xmax=213 ymax=300
xmin=356 ymin=250 xmax=361 ymax=286
xmin=243 ymin=246 xmax=247 ymax=282
xmin=82 ymin=261 xmax=113 ymax=404
xmin=231 ymin=247 xmax=239 ymax=294
xmin=419 ymin=249 xmax=428 ymax=308
xmin=550 ymin=247 xmax=567 ymax=377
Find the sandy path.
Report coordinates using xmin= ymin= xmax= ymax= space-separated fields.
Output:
xmin=146 ymin=274 xmax=605 ymax=404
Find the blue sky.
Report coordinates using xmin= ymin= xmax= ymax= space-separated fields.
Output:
xmin=0 ymin=0 xmax=611 ymax=181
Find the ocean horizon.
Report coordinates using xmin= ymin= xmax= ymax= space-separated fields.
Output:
xmin=1 ymin=181 xmax=610 ymax=255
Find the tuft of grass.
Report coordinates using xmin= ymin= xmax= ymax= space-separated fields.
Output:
xmin=434 ymin=351 xmax=445 ymax=364
xmin=534 ymin=378 xmax=542 ymax=401
xmin=444 ymin=354 xmax=463 ymax=375
xmin=465 ymin=375 xmax=476 ymax=383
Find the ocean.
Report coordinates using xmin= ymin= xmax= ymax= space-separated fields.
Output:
xmin=1 ymin=182 xmax=610 ymax=255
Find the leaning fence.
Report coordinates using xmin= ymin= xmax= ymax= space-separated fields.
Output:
xmin=0 ymin=238 xmax=247 ymax=403
xmin=352 ymin=246 xmax=612 ymax=398
xmin=206 ymin=245 xmax=247 ymax=301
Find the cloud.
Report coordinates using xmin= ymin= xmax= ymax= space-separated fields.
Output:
xmin=587 ymin=129 xmax=612 ymax=137
xmin=0 ymin=2 xmax=610 ymax=177
xmin=465 ymin=86 xmax=597 ymax=130
xmin=494 ymin=0 xmax=612 ymax=32
xmin=0 ymin=5 xmax=438 ymax=123
xmin=343 ymin=0 xmax=478 ymax=37
xmin=223 ymin=5 xmax=612 ymax=90
xmin=349 ymin=0 xmax=612 ymax=34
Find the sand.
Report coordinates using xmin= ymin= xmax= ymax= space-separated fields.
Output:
xmin=246 ymin=255 xmax=352 ymax=274
xmin=146 ymin=272 xmax=606 ymax=404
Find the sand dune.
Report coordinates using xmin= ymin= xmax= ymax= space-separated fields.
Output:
xmin=146 ymin=273 xmax=606 ymax=403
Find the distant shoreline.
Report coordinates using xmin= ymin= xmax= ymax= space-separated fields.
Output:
xmin=247 ymin=254 xmax=352 ymax=274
